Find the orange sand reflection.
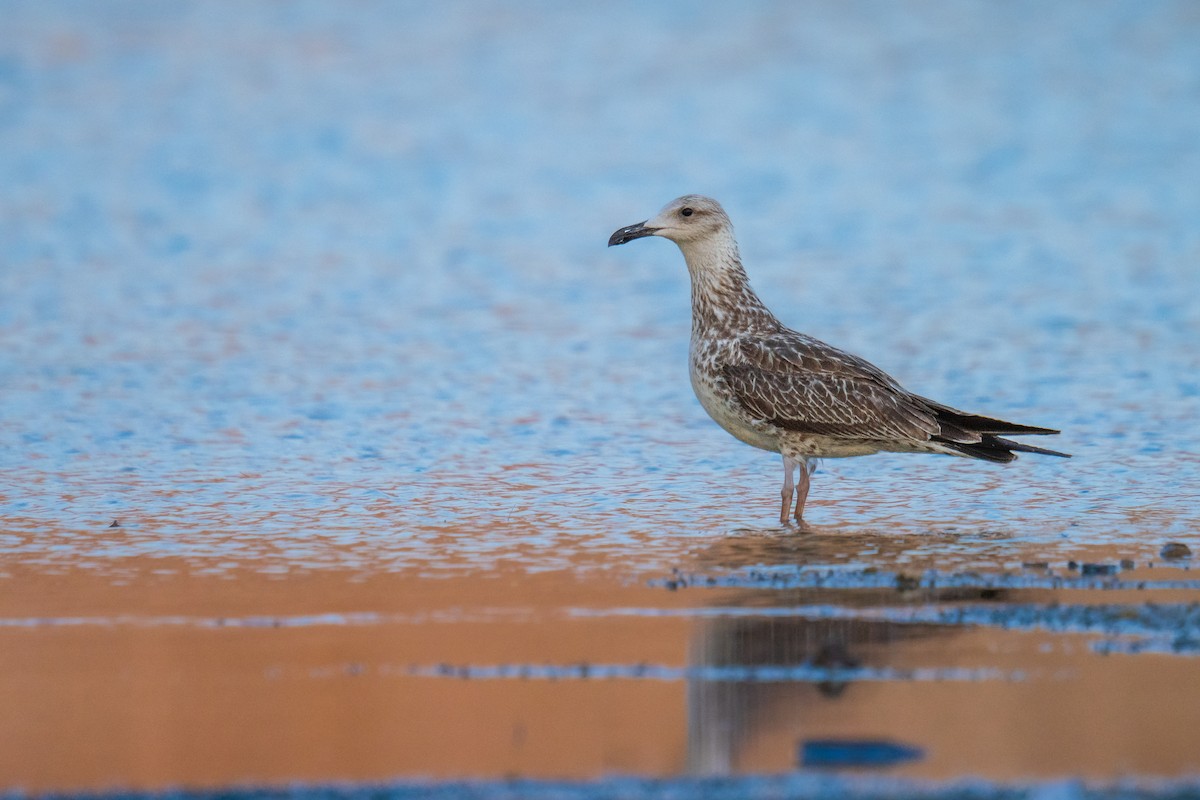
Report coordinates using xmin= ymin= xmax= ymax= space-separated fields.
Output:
xmin=4 ymin=546 xmax=1200 ymax=792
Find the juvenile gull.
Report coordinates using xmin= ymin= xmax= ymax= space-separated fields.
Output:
xmin=608 ymin=195 xmax=1069 ymax=524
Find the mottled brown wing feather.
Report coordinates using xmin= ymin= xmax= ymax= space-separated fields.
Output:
xmin=738 ymin=333 xmax=904 ymax=390
xmin=723 ymin=333 xmax=944 ymax=443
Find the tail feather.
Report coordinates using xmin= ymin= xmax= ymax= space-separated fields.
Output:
xmin=923 ymin=400 xmax=1070 ymax=462
xmin=936 ymin=433 xmax=1071 ymax=463
xmin=918 ymin=396 xmax=1061 ymax=436
xmin=989 ymin=435 xmax=1072 ymax=458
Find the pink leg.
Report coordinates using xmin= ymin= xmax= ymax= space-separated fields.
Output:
xmin=793 ymin=461 xmax=812 ymax=522
xmin=780 ymin=456 xmax=797 ymax=524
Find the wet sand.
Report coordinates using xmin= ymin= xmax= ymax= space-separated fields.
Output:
xmin=4 ymin=541 xmax=1200 ymax=793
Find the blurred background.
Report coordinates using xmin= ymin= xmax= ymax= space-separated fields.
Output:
xmin=1 ymin=1 xmax=1199 ymax=796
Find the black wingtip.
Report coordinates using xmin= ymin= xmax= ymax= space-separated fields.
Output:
xmin=919 ymin=397 xmax=1063 ymax=436
xmin=995 ymin=437 xmax=1072 ymax=458
xmin=937 ymin=434 xmax=1071 ymax=462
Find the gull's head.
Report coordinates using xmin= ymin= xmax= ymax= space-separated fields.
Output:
xmin=608 ymin=195 xmax=732 ymax=249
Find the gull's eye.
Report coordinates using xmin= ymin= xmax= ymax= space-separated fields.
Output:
xmin=680 ymin=207 xmax=694 ymax=217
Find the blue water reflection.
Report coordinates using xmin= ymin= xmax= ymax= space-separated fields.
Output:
xmin=1 ymin=1 xmax=1198 ymax=576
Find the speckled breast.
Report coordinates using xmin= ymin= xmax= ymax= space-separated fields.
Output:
xmin=688 ymin=340 xmax=781 ymax=453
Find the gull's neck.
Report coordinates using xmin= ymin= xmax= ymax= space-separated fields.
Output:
xmin=678 ymin=230 xmax=780 ymax=338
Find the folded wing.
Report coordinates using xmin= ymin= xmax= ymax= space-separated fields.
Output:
xmin=723 ymin=332 xmax=1069 ymax=460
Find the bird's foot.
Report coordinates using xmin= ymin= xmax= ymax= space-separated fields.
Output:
xmin=778 ymin=517 xmax=815 ymax=533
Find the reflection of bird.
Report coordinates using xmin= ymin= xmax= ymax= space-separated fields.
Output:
xmin=684 ymin=584 xmax=1004 ymax=775
xmin=682 ymin=528 xmax=1012 ymax=775
xmin=609 ymin=195 xmax=1069 ymax=524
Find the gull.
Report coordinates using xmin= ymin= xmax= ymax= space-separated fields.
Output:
xmin=608 ymin=195 xmax=1069 ymax=524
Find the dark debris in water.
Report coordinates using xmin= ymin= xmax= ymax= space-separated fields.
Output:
xmin=652 ymin=567 xmax=1200 ymax=593
xmin=1160 ymin=542 xmax=1192 ymax=560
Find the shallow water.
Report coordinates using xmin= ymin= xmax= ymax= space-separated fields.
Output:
xmin=2 ymin=1 xmax=1200 ymax=797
